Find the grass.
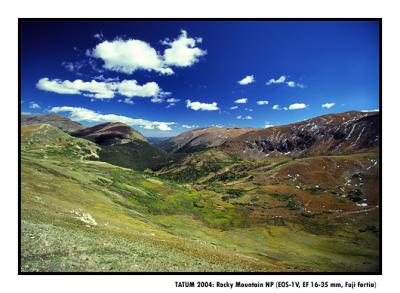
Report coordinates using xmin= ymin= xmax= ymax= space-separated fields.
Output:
xmin=20 ymin=124 xmax=380 ymax=272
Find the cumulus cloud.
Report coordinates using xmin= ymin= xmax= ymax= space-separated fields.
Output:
xmin=90 ymin=38 xmax=172 ymax=75
xmin=163 ymin=30 xmax=206 ymax=67
xmin=89 ymin=30 xmax=205 ymax=75
xmin=288 ymin=103 xmax=307 ymax=110
xmin=264 ymin=123 xmax=274 ymax=128
xmin=116 ymin=80 xmax=161 ymax=98
xmin=37 ymin=78 xmax=114 ymax=98
xmin=266 ymin=75 xmax=286 ymax=85
xmin=229 ymin=106 xmax=238 ymax=110
xmin=234 ymin=98 xmax=248 ymax=104
xmin=186 ymin=100 xmax=219 ymax=111
xmin=267 ymin=75 xmax=304 ymax=88
xmin=238 ymin=75 xmax=255 ymax=85
xmin=37 ymin=78 xmax=165 ymax=101
xmin=49 ymin=106 xmax=175 ymax=131
xmin=237 ymin=115 xmax=252 ymax=120
xmin=272 ymin=104 xmax=281 ymax=110
xmin=256 ymin=100 xmax=269 ymax=105
xmin=322 ymin=102 xmax=335 ymax=109
xmin=29 ymin=102 xmax=41 ymax=109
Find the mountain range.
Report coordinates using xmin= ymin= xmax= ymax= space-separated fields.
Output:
xmin=22 ymin=110 xmax=379 ymax=161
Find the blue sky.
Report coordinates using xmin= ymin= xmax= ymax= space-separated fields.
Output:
xmin=21 ymin=20 xmax=380 ymax=137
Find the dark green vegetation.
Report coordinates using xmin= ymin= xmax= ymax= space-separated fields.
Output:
xmin=20 ymin=123 xmax=380 ymax=272
xmin=98 ymin=139 xmax=183 ymax=171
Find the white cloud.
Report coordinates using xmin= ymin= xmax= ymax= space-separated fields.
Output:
xmin=238 ymin=75 xmax=255 ymax=85
xmin=234 ymin=98 xmax=248 ymax=104
xmin=288 ymin=103 xmax=307 ymax=110
xmin=266 ymin=75 xmax=286 ymax=85
xmin=165 ymin=98 xmax=180 ymax=108
xmin=245 ymin=108 xmax=253 ymax=112
xmin=256 ymin=100 xmax=269 ymax=105
xmin=166 ymin=98 xmax=180 ymax=103
xmin=29 ymin=102 xmax=41 ymax=109
xmin=49 ymin=106 xmax=175 ymax=131
xmin=267 ymin=75 xmax=304 ymax=88
xmin=90 ymin=38 xmax=172 ymax=75
xmin=116 ymin=80 xmax=161 ymax=98
xmin=163 ymin=30 xmax=206 ymax=67
xmin=150 ymin=97 xmax=164 ymax=103
xmin=37 ymin=78 xmax=165 ymax=101
xmin=123 ymin=98 xmax=134 ymax=105
xmin=186 ymin=100 xmax=219 ymax=111
xmin=287 ymin=81 xmax=304 ymax=88
xmin=182 ymin=124 xmax=199 ymax=129
xmin=229 ymin=106 xmax=238 ymax=110
xmin=89 ymin=30 xmax=205 ymax=75
xmin=37 ymin=78 xmax=114 ymax=98
xmin=93 ymin=75 xmax=120 ymax=82
xmin=272 ymin=103 xmax=307 ymax=110
xmin=237 ymin=115 xmax=252 ymax=120
xmin=156 ymin=123 xmax=173 ymax=131
xmin=265 ymin=123 xmax=274 ymax=128
xmin=322 ymin=102 xmax=335 ymax=109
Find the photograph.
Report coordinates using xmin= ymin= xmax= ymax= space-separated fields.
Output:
xmin=19 ymin=19 xmax=381 ymax=273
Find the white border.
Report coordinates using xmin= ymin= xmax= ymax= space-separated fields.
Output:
xmin=1 ymin=0 xmax=399 ymax=292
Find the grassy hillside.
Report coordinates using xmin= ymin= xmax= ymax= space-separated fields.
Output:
xmin=20 ymin=124 xmax=380 ymax=272
xmin=98 ymin=139 xmax=183 ymax=171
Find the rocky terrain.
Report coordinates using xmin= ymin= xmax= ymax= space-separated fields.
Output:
xmin=223 ymin=111 xmax=379 ymax=159
xmin=158 ymin=111 xmax=379 ymax=159
xmin=158 ymin=126 xmax=253 ymax=153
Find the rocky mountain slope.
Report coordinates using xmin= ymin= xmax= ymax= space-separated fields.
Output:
xmin=223 ymin=111 xmax=379 ymax=159
xmin=21 ymin=114 xmax=84 ymax=133
xmin=158 ymin=126 xmax=253 ymax=153
xmin=71 ymin=122 xmax=147 ymax=145
xmin=158 ymin=111 xmax=379 ymax=159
